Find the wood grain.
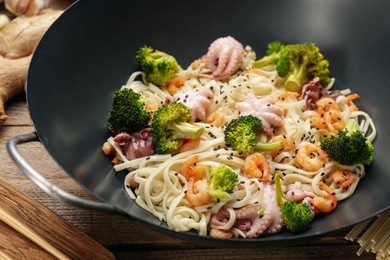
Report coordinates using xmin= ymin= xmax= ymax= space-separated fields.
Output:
xmin=0 ymin=175 xmax=114 ymax=259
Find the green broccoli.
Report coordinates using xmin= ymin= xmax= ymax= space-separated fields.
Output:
xmin=224 ymin=115 xmax=282 ymax=154
xmin=278 ymin=42 xmax=331 ymax=92
xmin=320 ymin=119 xmax=374 ymax=165
xmin=208 ymin=164 xmax=238 ymax=199
xmin=135 ymin=45 xmax=181 ymax=86
xmin=107 ymin=88 xmax=151 ymax=134
xmin=252 ymin=41 xmax=285 ymax=68
xmin=275 ymin=173 xmax=312 ymax=233
xmin=151 ymin=102 xmax=205 ymax=154
xmin=253 ymin=41 xmax=331 ymax=93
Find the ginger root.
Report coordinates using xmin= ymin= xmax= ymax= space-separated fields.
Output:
xmin=5 ymin=0 xmax=50 ymax=17
xmin=0 ymin=9 xmax=62 ymax=124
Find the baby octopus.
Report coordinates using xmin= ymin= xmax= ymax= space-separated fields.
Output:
xmin=235 ymin=184 xmax=283 ymax=238
xmin=173 ymin=89 xmax=214 ymax=122
xmin=204 ymin=36 xmax=245 ymax=80
xmin=236 ymin=92 xmax=284 ymax=135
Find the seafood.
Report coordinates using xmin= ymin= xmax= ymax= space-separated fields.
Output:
xmin=235 ymin=184 xmax=282 ymax=237
xmin=301 ymin=77 xmax=341 ymax=110
xmin=333 ymin=169 xmax=358 ymax=188
xmin=311 ymin=97 xmax=345 ymax=132
xmin=179 ymin=138 xmax=201 ymax=153
xmin=206 ymin=110 xmax=226 ymax=127
xmin=295 ymin=143 xmax=329 ymax=171
xmin=312 ymin=182 xmax=337 ymax=213
xmin=244 ymin=152 xmax=271 ymax=181
xmin=209 ymin=228 xmax=233 ymax=239
xmin=167 ymin=75 xmax=186 ymax=96
xmin=186 ymin=177 xmax=211 ymax=207
xmin=270 ymin=135 xmax=296 ymax=158
xmin=204 ymin=36 xmax=244 ymax=80
xmin=113 ymin=129 xmax=155 ymax=160
xmin=285 ymin=189 xmax=316 ymax=202
xmin=181 ymin=155 xmax=207 ymax=181
xmin=173 ymin=89 xmax=214 ymax=122
xmin=236 ymin=92 xmax=284 ymax=135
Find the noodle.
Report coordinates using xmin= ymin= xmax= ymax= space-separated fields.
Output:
xmin=107 ymin=43 xmax=377 ymax=238
xmin=346 ymin=210 xmax=390 ymax=259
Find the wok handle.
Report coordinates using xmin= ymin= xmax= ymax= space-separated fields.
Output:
xmin=7 ymin=132 xmax=118 ymax=213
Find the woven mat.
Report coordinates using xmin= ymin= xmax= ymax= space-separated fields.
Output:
xmin=345 ymin=209 xmax=390 ymax=259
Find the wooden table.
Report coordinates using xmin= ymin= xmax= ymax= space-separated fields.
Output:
xmin=0 ymin=1 xmax=377 ymax=259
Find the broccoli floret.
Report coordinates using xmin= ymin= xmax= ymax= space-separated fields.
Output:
xmin=252 ymin=41 xmax=285 ymax=68
xmin=275 ymin=173 xmax=312 ymax=233
xmin=278 ymin=42 xmax=331 ymax=92
xmin=320 ymin=120 xmax=374 ymax=165
xmin=107 ymin=88 xmax=151 ymax=134
xmin=224 ymin=115 xmax=282 ymax=154
xmin=253 ymin=41 xmax=331 ymax=93
xmin=208 ymin=164 xmax=238 ymax=199
xmin=151 ymin=102 xmax=205 ymax=154
xmin=135 ymin=45 xmax=181 ymax=86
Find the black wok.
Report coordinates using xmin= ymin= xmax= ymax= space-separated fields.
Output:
xmin=7 ymin=0 xmax=390 ymax=247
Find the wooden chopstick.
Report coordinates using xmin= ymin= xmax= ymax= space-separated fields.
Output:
xmin=0 ymin=207 xmax=70 ymax=260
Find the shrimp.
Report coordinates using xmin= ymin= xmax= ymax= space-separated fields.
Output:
xmin=206 ymin=110 xmax=226 ymax=127
xmin=179 ymin=138 xmax=201 ymax=153
xmin=181 ymin=155 xmax=207 ymax=181
xmin=346 ymin=93 xmax=360 ymax=112
xmin=102 ymin=141 xmax=113 ymax=155
xmin=167 ymin=75 xmax=186 ymax=96
xmin=315 ymin=97 xmax=338 ymax=111
xmin=332 ymin=169 xmax=358 ymax=188
xmin=145 ymin=98 xmax=160 ymax=111
xmin=186 ymin=177 xmax=211 ymax=207
xmin=295 ymin=143 xmax=328 ymax=172
xmin=311 ymin=97 xmax=345 ymax=133
xmin=312 ymin=182 xmax=337 ymax=213
xmin=244 ymin=152 xmax=270 ymax=181
xmin=270 ymin=135 xmax=296 ymax=158
xmin=274 ymin=91 xmax=300 ymax=102
xmin=243 ymin=68 xmax=268 ymax=77
xmin=209 ymin=228 xmax=233 ymax=239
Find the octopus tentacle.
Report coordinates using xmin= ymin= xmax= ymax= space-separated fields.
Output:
xmin=205 ymin=36 xmax=244 ymax=80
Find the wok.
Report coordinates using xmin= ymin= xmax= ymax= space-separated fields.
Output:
xmin=7 ymin=0 xmax=390 ymax=247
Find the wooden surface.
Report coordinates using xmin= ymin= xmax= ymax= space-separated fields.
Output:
xmin=0 ymin=175 xmax=114 ymax=259
xmin=0 ymin=1 xmax=378 ymax=259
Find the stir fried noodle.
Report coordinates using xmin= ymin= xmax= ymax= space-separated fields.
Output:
xmin=106 ymin=43 xmax=376 ymax=238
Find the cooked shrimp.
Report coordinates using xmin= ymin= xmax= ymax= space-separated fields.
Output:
xmin=179 ymin=138 xmax=201 ymax=153
xmin=315 ymin=97 xmax=338 ymax=111
xmin=181 ymin=155 xmax=207 ymax=181
xmin=206 ymin=110 xmax=226 ymax=127
xmin=102 ymin=141 xmax=114 ymax=155
xmin=243 ymin=68 xmax=268 ymax=77
xmin=145 ymin=98 xmax=161 ymax=111
xmin=270 ymin=135 xmax=296 ymax=158
xmin=274 ymin=90 xmax=300 ymax=102
xmin=167 ymin=75 xmax=186 ymax=96
xmin=324 ymin=109 xmax=345 ymax=132
xmin=209 ymin=228 xmax=233 ymax=239
xmin=244 ymin=152 xmax=270 ymax=181
xmin=311 ymin=97 xmax=345 ymax=133
xmin=346 ymin=93 xmax=360 ymax=112
xmin=295 ymin=143 xmax=328 ymax=172
xmin=312 ymin=182 xmax=337 ymax=213
xmin=186 ymin=177 xmax=211 ymax=207
xmin=332 ymin=169 xmax=358 ymax=188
